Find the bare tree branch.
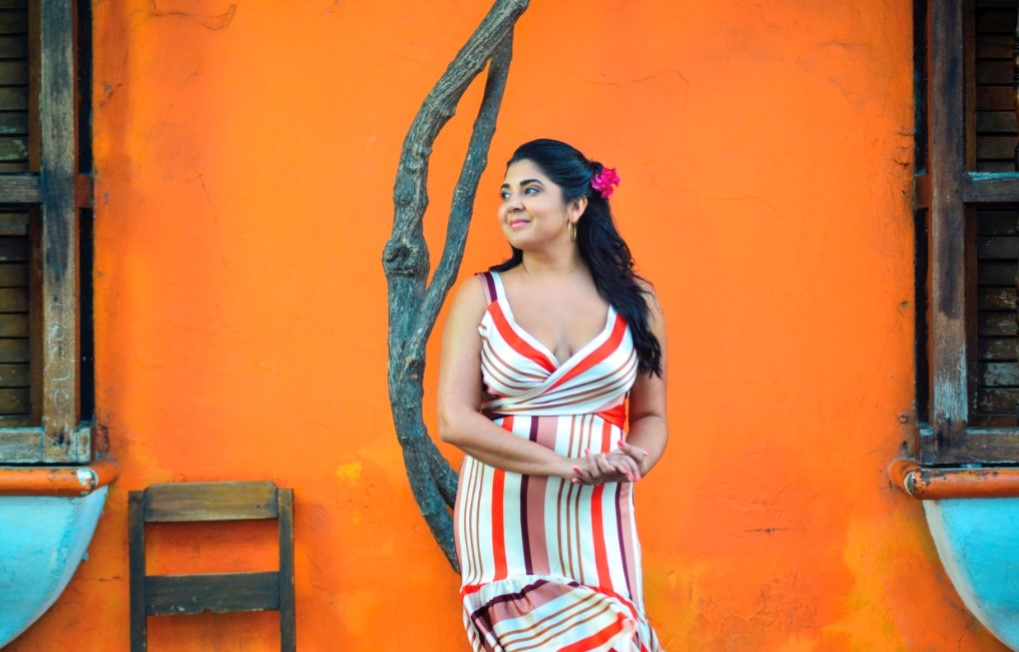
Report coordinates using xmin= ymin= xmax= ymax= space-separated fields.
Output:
xmin=414 ymin=34 xmax=515 ymax=353
xmin=383 ymin=0 xmax=529 ymax=570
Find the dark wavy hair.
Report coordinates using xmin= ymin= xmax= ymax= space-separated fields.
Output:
xmin=491 ymin=138 xmax=662 ymax=376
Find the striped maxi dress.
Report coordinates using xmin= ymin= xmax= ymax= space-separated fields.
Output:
xmin=454 ymin=271 xmax=662 ymax=652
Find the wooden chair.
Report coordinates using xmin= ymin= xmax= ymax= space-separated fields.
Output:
xmin=128 ymin=481 xmax=296 ymax=651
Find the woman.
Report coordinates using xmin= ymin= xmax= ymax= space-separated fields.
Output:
xmin=438 ymin=139 xmax=667 ymax=651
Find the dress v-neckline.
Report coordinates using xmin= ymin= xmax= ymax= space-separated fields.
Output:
xmin=489 ymin=271 xmax=616 ymax=369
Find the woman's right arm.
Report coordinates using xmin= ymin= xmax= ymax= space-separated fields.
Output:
xmin=436 ymin=277 xmax=576 ymax=479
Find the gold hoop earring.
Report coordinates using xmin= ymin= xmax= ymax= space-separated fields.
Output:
xmin=569 ymin=222 xmax=577 ymax=242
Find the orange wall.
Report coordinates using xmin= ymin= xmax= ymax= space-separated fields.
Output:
xmin=7 ymin=1 xmax=1009 ymax=650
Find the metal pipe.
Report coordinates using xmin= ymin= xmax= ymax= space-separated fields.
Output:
xmin=890 ymin=458 xmax=1019 ymax=499
xmin=0 ymin=456 xmax=119 ymax=496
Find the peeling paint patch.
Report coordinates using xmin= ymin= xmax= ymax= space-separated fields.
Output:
xmin=74 ymin=467 xmax=94 ymax=493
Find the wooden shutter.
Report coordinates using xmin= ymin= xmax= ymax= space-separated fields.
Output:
xmin=969 ymin=2 xmax=1019 ymax=428
xmin=0 ymin=4 xmax=31 ymax=427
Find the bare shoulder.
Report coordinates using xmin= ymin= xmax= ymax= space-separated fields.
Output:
xmin=636 ymin=277 xmax=664 ymax=319
xmin=635 ymin=276 xmax=656 ymax=295
xmin=447 ymin=274 xmax=489 ymax=324
xmin=494 ymin=265 xmax=525 ymax=293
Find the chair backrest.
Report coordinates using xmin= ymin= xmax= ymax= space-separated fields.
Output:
xmin=128 ymin=481 xmax=295 ymax=651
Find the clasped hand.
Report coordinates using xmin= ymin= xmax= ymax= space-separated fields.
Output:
xmin=569 ymin=442 xmax=648 ymax=485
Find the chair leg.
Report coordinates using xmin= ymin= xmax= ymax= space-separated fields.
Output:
xmin=278 ymin=488 xmax=296 ymax=651
xmin=128 ymin=492 xmax=148 ymax=652
xmin=281 ymin=612 xmax=296 ymax=652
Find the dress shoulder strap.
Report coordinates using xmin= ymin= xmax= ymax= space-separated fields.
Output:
xmin=476 ymin=271 xmax=500 ymax=305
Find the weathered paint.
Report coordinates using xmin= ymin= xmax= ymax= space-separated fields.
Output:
xmin=3 ymin=1 xmax=1010 ymax=650
xmin=924 ymin=499 xmax=1019 ymax=649
xmin=0 ymin=487 xmax=108 ymax=646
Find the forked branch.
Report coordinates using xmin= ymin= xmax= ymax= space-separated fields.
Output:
xmin=383 ymin=0 xmax=529 ymax=570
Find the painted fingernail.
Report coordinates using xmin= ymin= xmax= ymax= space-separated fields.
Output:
xmin=571 ymin=478 xmax=579 ymax=484
xmin=571 ymin=465 xmax=581 ymax=473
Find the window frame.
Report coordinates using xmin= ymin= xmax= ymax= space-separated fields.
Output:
xmin=0 ymin=0 xmax=91 ymax=464
xmin=918 ymin=0 xmax=1019 ymax=464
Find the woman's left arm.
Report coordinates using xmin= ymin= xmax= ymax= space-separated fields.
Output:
xmin=574 ymin=286 xmax=668 ymax=484
xmin=622 ymin=287 xmax=668 ymax=476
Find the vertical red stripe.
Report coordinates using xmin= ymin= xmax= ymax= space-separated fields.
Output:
xmin=491 ymin=415 xmax=513 ymax=580
xmin=591 ymin=418 xmax=613 ymax=589
xmin=590 ymin=483 xmax=611 ymax=589
xmin=491 ymin=468 xmax=506 ymax=580
xmin=615 ymin=484 xmax=635 ymax=601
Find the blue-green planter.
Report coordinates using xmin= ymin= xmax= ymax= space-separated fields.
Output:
xmin=893 ymin=460 xmax=1019 ymax=650
xmin=0 ymin=460 xmax=116 ymax=647
xmin=924 ymin=498 xmax=1019 ymax=649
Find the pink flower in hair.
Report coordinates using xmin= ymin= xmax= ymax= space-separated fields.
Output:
xmin=591 ymin=167 xmax=620 ymax=199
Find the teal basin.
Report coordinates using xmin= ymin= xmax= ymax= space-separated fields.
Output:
xmin=0 ymin=486 xmax=109 ymax=646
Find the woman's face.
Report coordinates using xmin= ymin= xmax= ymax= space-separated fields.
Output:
xmin=498 ymin=159 xmax=584 ymax=251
